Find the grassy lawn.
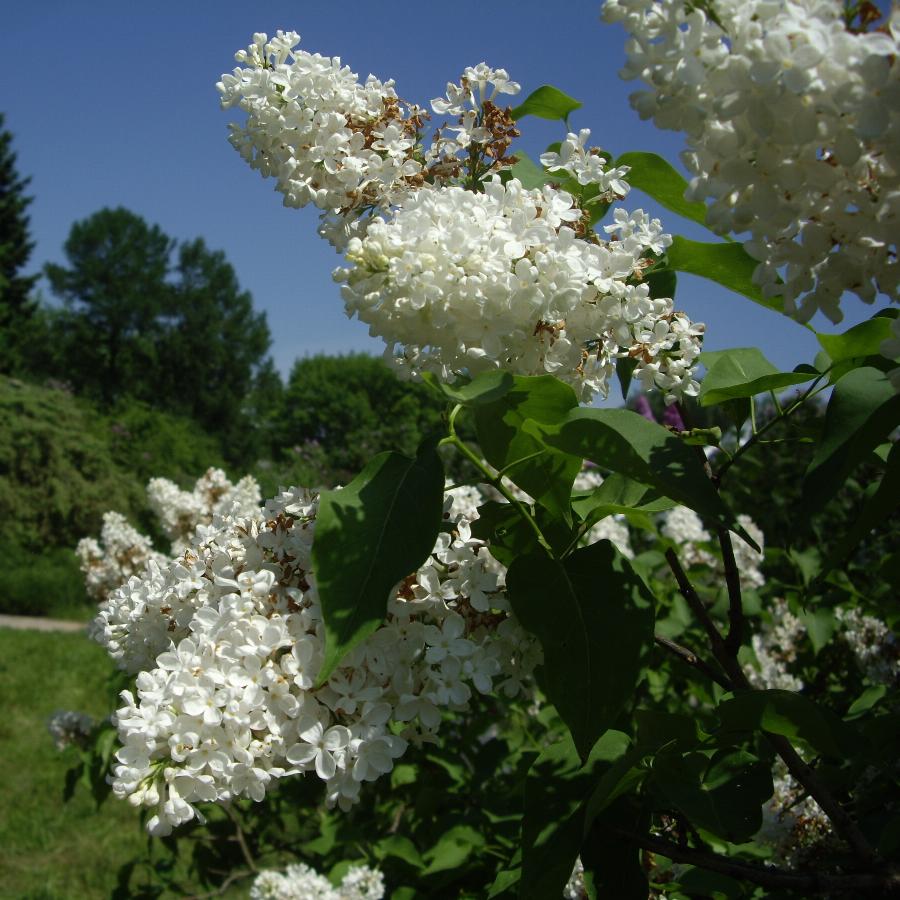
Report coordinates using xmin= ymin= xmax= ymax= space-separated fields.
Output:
xmin=0 ymin=628 xmax=153 ymax=899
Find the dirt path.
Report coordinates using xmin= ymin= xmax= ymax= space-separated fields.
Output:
xmin=0 ymin=613 xmax=86 ymax=633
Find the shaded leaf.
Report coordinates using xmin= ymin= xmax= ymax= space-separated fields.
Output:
xmin=506 ymin=541 xmax=655 ymax=757
xmin=817 ymin=316 xmax=894 ymax=365
xmin=474 ymin=375 xmax=581 ymax=524
xmin=802 ymin=367 xmax=900 ymax=516
xmin=520 ymin=732 xmax=632 ymax=900
xmin=421 ymin=370 xmax=514 ymax=407
xmin=526 ymin=407 xmax=744 ymax=538
xmin=313 ymin=446 xmax=444 ymax=683
xmin=717 ymin=690 xmax=859 ymax=758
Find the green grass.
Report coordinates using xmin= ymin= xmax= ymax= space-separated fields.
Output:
xmin=0 ymin=629 xmax=259 ymax=899
xmin=0 ymin=629 xmax=150 ymax=899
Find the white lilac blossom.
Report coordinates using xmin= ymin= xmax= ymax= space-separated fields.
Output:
xmin=748 ymin=598 xmax=807 ymax=692
xmin=661 ymin=506 xmax=765 ymax=589
xmin=603 ymin=0 xmax=900 ymax=323
xmin=221 ymin=36 xmax=705 ymax=405
xmin=77 ymin=512 xmax=167 ymax=602
xmin=757 ymin=760 xmax=834 ymax=866
xmin=78 ymin=469 xmax=262 ymax=605
xmin=250 ymin=862 xmax=385 ymax=900
xmin=92 ymin=486 xmax=539 ymax=835
xmin=47 ymin=710 xmax=95 ymax=751
xmin=335 ymin=177 xmax=703 ymax=404
xmin=148 ymin=467 xmax=262 ymax=554
xmin=218 ymin=31 xmax=425 ymax=226
xmin=836 ymin=606 xmax=899 ymax=686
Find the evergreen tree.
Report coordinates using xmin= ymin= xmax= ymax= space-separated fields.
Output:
xmin=0 ymin=113 xmax=38 ymax=373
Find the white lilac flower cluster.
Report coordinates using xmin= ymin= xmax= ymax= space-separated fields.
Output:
xmin=336 ymin=176 xmax=702 ymax=403
xmin=47 ymin=710 xmax=95 ymax=751
xmin=148 ymin=467 xmax=262 ymax=554
xmin=217 ymin=32 xmax=425 ymax=222
xmin=77 ymin=469 xmax=263 ymax=606
xmin=748 ymin=598 xmax=806 ymax=692
xmin=250 ymin=861 xmax=384 ymax=900
xmin=563 ymin=858 xmax=587 ymax=899
xmin=661 ymin=505 xmax=765 ymax=589
xmin=757 ymin=760 xmax=833 ymax=866
xmin=603 ymin=0 xmax=900 ymax=323
xmin=220 ymin=33 xmax=705 ymax=405
xmin=77 ymin=512 xmax=168 ymax=602
xmin=836 ymin=606 xmax=899 ymax=686
xmin=92 ymin=486 xmax=539 ymax=835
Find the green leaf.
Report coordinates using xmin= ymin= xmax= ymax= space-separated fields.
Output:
xmin=616 ymin=357 xmax=638 ymax=401
xmin=668 ymin=237 xmax=791 ymax=317
xmin=699 ymin=348 xmax=814 ymax=405
xmin=520 ymin=731 xmax=632 ymax=900
xmin=651 ymin=749 xmax=772 ymax=843
xmin=802 ymin=367 xmax=900 ymax=516
xmin=614 ymin=152 xmax=709 ymax=229
xmin=511 ymin=85 xmax=582 ymax=123
xmin=582 ymin=799 xmax=649 ymax=900
xmin=470 ymin=500 xmax=576 ymax=566
xmin=312 ymin=445 xmax=444 ymax=684
xmin=829 ymin=441 xmax=900 ymax=561
xmin=506 ymin=541 xmax=655 ymax=758
xmin=572 ymin=473 xmax=675 ymax=533
xmin=421 ymin=825 xmax=482 ymax=875
xmin=421 ymin=370 xmax=514 ymax=407
xmin=645 ymin=266 xmax=677 ymax=301
xmin=505 ymin=152 xmax=556 ymax=190
xmin=474 ymin=375 xmax=581 ymax=524
xmin=797 ymin=608 xmax=837 ymax=655
xmin=374 ymin=836 xmax=424 ymax=869
xmin=717 ymin=690 xmax=859 ymax=758
xmin=847 ymin=685 xmax=887 ymax=719
xmin=526 ymin=407 xmax=744 ymax=538
xmin=817 ymin=316 xmax=894 ymax=366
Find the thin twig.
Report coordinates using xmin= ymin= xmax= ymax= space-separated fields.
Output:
xmin=718 ymin=528 xmax=744 ymax=655
xmin=608 ymin=828 xmax=898 ymax=894
xmin=223 ymin=803 xmax=257 ymax=874
xmin=653 ymin=634 xmax=732 ymax=691
xmin=184 ymin=868 xmax=254 ymax=900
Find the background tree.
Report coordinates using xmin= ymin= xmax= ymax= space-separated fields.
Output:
xmin=155 ymin=237 xmax=271 ymax=456
xmin=275 ymin=354 xmax=447 ymax=484
xmin=0 ymin=113 xmax=38 ymax=374
xmin=44 ymin=207 xmax=173 ymax=404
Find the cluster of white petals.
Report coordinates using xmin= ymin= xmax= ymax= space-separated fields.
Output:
xmin=336 ymin=177 xmax=702 ymax=403
xmin=662 ymin=506 xmax=765 ymax=589
xmin=77 ymin=512 xmax=167 ymax=602
xmin=758 ymin=760 xmax=833 ymax=866
xmin=47 ymin=710 xmax=95 ymax=751
xmin=603 ymin=0 xmax=900 ymax=322
xmin=217 ymin=31 xmax=424 ymax=222
xmin=221 ymin=35 xmax=704 ymax=405
xmin=92 ymin=486 xmax=539 ymax=835
xmin=148 ymin=467 xmax=262 ymax=554
xmin=251 ymin=861 xmax=384 ymax=900
xmin=541 ymin=129 xmax=632 ymax=198
xmin=748 ymin=597 xmax=806 ymax=692
xmin=836 ymin=606 xmax=899 ymax=685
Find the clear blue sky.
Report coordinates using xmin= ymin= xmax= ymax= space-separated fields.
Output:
xmin=2 ymin=1 xmax=877 ymax=383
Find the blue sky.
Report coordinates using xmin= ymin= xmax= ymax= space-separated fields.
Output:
xmin=2 ymin=1 xmax=877 ymax=383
